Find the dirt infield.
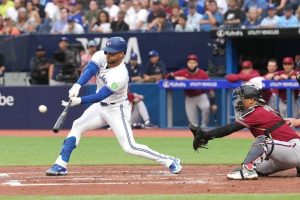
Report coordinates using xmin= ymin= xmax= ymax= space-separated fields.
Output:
xmin=0 ymin=129 xmax=300 ymax=195
xmin=0 ymin=165 xmax=300 ymax=195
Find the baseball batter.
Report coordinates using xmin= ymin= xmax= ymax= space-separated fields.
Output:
xmin=46 ymin=37 xmax=182 ymax=176
xmin=191 ymin=85 xmax=300 ymax=180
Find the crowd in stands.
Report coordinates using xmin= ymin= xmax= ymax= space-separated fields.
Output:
xmin=0 ymin=0 xmax=300 ymax=35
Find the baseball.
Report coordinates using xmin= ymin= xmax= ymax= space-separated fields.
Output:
xmin=38 ymin=105 xmax=47 ymax=113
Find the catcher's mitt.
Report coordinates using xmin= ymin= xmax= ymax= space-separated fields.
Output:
xmin=188 ymin=123 xmax=209 ymax=151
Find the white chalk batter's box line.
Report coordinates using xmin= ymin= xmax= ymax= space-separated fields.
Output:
xmin=0 ymin=171 xmax=222 ymax=187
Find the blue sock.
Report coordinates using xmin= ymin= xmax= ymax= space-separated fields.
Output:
xmin=60 ymin=136 xmax=76 ymax=162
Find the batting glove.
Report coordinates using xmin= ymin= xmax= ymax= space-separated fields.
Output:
xmin=68 ymin=83 xmax=81 ymax=98
xmin=61 ymin=97 xmax=81 ymax=107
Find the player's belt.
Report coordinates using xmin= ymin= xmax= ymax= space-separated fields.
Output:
xmin=100 ymin=99 xmax=128 ymax=106
xmin=100 ymin=102 xmax=116 ymax=106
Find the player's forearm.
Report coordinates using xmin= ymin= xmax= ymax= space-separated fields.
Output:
xmin=77 ymin=61 xmax=98 ymax=86
xmin=80 ymin=85 xmax=113 ymax=104
xmin=205 ymin=122 xmax=245 ymax=139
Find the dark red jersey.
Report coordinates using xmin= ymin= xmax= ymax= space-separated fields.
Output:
xmin=236 ymin=105 xmax=300 ymax=142
xmin=274 ymin=70 xmax=299 ymax=101
xmin=238 ymin=70 xmax=260 ymax=81
xmin=171 ymin=68 xmax=209 ymax=97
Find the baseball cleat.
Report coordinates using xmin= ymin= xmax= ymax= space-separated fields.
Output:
xmin=46 ymin=164 xmax=68 ymax=176
xmin=169 ymin=158 xmax=182 ymax=174
xmin=227 ymin=165 xmax=258 ymax=180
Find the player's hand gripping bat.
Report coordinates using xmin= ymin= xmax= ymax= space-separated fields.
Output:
xmin=52 ymin=100 xmax=72 ymax=133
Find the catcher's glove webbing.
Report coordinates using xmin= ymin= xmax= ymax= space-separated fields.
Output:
xmin=189 ymin=123 xmax=209 ymax=151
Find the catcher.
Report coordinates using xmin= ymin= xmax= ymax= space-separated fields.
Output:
xmin=190 ymin=84 xmax=300 ymax=180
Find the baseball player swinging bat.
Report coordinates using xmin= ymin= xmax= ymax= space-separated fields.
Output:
xmin=52 ymin=100 xmax=72 ymax=133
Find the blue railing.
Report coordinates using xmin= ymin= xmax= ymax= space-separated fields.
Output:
xmin=158 ymin=79 xmax=299 ymax=128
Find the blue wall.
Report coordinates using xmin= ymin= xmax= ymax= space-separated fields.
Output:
xmin=0 ymin=33 xmax=225 ymax=73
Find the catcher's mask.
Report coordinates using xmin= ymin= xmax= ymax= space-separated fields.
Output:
xmin=232 ymin=85 xmax=266 ymax=114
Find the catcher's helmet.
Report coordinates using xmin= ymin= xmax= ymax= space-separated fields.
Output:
xmin=233 ymin=85 xmax=266 ymax=103
xmin=103 ymin=37 xmax=127 ymax=53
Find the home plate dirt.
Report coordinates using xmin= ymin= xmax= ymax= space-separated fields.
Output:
xmin=0 ymin=165 xmax=300 ymax=195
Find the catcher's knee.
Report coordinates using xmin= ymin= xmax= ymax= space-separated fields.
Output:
xmin=243 ymin=135 xmax=268 ymax=166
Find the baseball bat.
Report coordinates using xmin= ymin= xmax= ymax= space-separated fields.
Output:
xmin=52 ymin=100 xmax=72 ymax=133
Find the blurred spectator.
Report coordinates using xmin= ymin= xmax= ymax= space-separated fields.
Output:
xmin=80 ymin=40 xmax=97 ymax=84
xmin=90 ymin=10 xmax=111 ymax=33
xmin=215 ymin=0 xmax=228 ymax=14
xmin=200 ymin=0 xmax=223 ymax=32
xmin=15 ymin=7 xmax=29 ymax=33
xmin=29 ymin=45 xmax=52 ymax=85
xmin=187 ymin=2 xmax=203 ymax=31
xmin=111 ymin=10 xmax=129 ymax=32
xmin=270 ymin=0 xmax=288 ymax=13
xmin=62 ymin=15 xmax=84 ymax=34
xmin=260 ymin=4 xmax=279 ymax=28
xmin=175 ymin=13 xmax=194 ymax=31
xmin=262 ymin=58 xmax=278 ymax=110
xmin=6 ymin=0 xmax=22 ymax=22
xmin=143 ymin=50 xmax=166 ymax=83
xmin=68 ymin=0 xmax=83 ymax=25
xmin=103 ymin=0 xmax=120 ymax=22
xmin=0 ymin=51 xmax=5 ymax=86
xmin=83 ymin=0 xmax=99 ymax=26
xmin=147 ymin=10 xmax=174 ymax=32
xmin=0 ymin=14 xmax=3 ymax=34
xmin=125 ymin=0 xmax=148 ymax=31
xmin=126 ymin=52 xmax=144 ymax=83
xmin=297 ymin=5 xmax=300 ymax=25
xmin=26 ymin=1 xmax=41 ymax=30
xmin=0 ymin=0 xmax=14 ymax=17
xmin=277 ymin=4 xmax=298 ymax=27
xmin=50 ymin=7 xmax=68 ymax=34
xmin=128 ymin=92 xmax=158 ymax=129
xmin=226 ymin=60 xmax=260 ymax=83
xmin=2 ymin=17 xmax=20 ymax=35
xmin=242 ymin=7 xmax=261 ymax=28
xmin=274 ymin=57 xmax=299 ymax=117
xmin=165 ymin=54 xmax=217 ymax=127
xmin=170 ymin=4 xmax=180 ymax=28
xmin=140 ymin=0 xmax=150 ymax=10
xmin=160 ymin=0 xmax=173 ymax=17
xmin=242 ymin=0 xmax=266 ymax=16
xmin=147 ymin=0 xmax=163 ymax=24
xmin=44 ymin=0 xmax=62 ymax=22
xmin=32 ymin=0 xmax=46 ymax=19
xmin=223 ymin=0 xmax=246 ymax=28
xmin=49 ymin=37 xmax=80 ymax=86
xmin=186 ymin=0 xmax=205 ymax=15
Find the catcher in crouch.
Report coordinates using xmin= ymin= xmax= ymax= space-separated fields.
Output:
xmin=190 ymin=84 xmax=300 ymax=180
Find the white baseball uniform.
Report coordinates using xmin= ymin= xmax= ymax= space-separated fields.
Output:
xmin=54 ymin=50 xmax=176 ymax=169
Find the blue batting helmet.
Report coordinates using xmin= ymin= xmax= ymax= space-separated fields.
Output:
xmin=103 ymin=37 xmax=127 ymax=53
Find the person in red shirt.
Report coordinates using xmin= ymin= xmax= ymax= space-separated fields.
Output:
xmin=190 ymin=85 xmax=300 ymax=180
xmin=166 ymin=54 xmax=217 ymax=128
xmin=226 ymin=60 xmax=260 ymax=83
xmin=274 ymin=57 xmax=299 ymax=117
xmin=127 ymin=92 xmax=158 ymax=129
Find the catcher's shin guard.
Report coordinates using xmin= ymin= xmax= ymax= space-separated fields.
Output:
xmin=243 ymin=135 xmax=267 ymax=167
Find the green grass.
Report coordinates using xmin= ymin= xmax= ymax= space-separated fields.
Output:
xmin=0 ymin=194 xmax=300 ymax=200
xmin=0 ymin=137 xmax=251 ymax=166
xmin=0 ymin=137 xmax=298 ymax=199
